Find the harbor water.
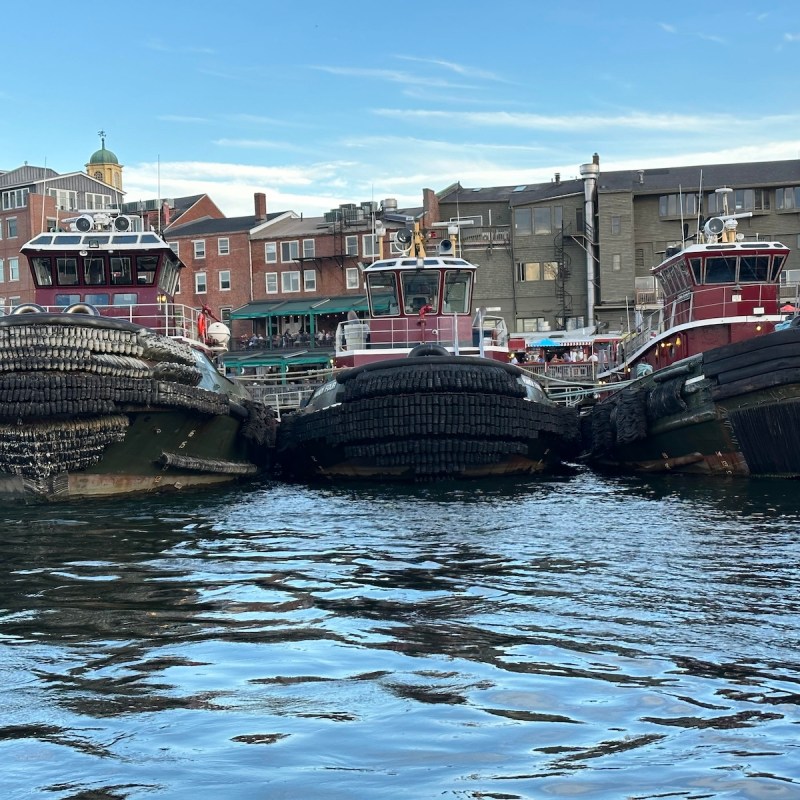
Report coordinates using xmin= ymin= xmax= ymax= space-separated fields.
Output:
xmin=1 ymin=470 xmax=799 ymax=799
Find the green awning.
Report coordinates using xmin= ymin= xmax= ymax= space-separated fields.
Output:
xmin=230 ymin=294 xmax=369 ymax=320
xmin=222 ymin=350 xmax=333 ymax=369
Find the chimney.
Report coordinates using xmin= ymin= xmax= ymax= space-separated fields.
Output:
xmin=254 ymin=192 xmax=267 ymax=221
xmin=554 ymin=172 xmax=561 ymax=185
xmin=592 ymin=152 xmax=600 ymax=166
xmin=161 ymin=200 xmax=171 ymax=227
xmin=422 ymin=188 xmax=440 ymax=225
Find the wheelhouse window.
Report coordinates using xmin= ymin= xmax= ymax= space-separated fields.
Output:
xmin=110 ymin=257 xmax=133 ymax=285
xmin=738 ymin=255 xmax=770 ymax=283
xmin=84 ymin=257 xmax=106 ymax=285
xmin=367 ymin=272 xmax=399 ymax=316
xmin=136 ymin=256 xmax=158 ymax=285
xmin=401 ymin=271 xmax=439 ymax=314
xmin=704 ymin=256 xmax=738 ymax=284
xmin=442 ymin=270 xmax=472 ymax=313
xmin=771 ymin=254 xmax=787 ymax=281
xmin=85 ymin=293 xmax=109 ymax=306
xmin=31 ymin=257 xmax=53 ymax=286
xmin=56 ymin=257 xmax=79 ymax=285
xmin=159 ymin=254 xmax=181 ymax=296
xmin=112 ymin=293 xmax=138 ymax=306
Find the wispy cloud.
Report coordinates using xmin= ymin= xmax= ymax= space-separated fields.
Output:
xmin=372 ymin=108 xmax=798 ymax=134
xmin=785 ymin=33 xmax=800 ymax=42
xmin=157 ymin=115 xmax=210 ymax=125
xmin=658 ymin=22 xmax=724 ymax=44
xmin=395 ymin=56 xmax=509 ymax=83
xmin=310 ymin=65 xmax=476 ymax=90
xmin=145 ymin=38 xmax=215 ymax=55
xmin=213 ymin=138 xmax=306 ymax=152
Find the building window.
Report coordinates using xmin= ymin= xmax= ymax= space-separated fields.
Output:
xmin=281 ymin=241 xmax=299 ymax=262
xmin=517 ymin=317 xmax=546 ymax=333
xmin=362 ymin=234 xmax=379 ymax=258
xmin=302 ymin=239 xmax=315 ymax=259
xmin=1 ymin=188 xmax=29 ymax=210
xmin=776 ymin=187 xmax=800 ymax=210
xmin=219 ymin=270 xmax=231 ymax=290
xmin=303 ymin=269 xmax=317 ymax=291
xmin=84 ymin=193 xmax=112 ymax=210
xmin=516 ymin=261 xmax=557 ymax=281
xmin=265 ymin=242 xmax=277 ymax=263
xmin=169 ymin=241 xmax=179 ymax=256
xmin=46 ymin=188 xmax=78 ymax=211
xmin=612 ymin=254 xmax=622 ymax=272
xmin=514 ymin=208 xmax=532 ymax=235
xmin=193 ymin=240 xmax=206 ymax=259
xmin=659 ymin=193 xmax=698 ymax=217
xmin=611 ymin=216 xmax=621 ymax=235
xmin=346 ymin=267 xmax=360 ymax=289
xmin=6 ymin=218 xmax=18 ymax=238
xmin=218 ymin=238 xmax=230 ymax=256
xmin=0 ymin=258 xmax=4 ymax=282
xmin=266 ymin=272 xmax=278 ymax=294
xmin=533 ymin=208 xmax=552 ymax=235
xmin=195 ymin=272 xmax=207 ymax=293
xmin=346 ymin=235 xmax=358 ymax=256
xmin=281 ymin=271 xmax=300 ymax=292
xmin=9 ymin=258 xmax=19 ymax=281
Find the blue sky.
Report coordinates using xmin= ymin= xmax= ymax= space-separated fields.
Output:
xmin=3 ymin=1 xmax=799 ymax=217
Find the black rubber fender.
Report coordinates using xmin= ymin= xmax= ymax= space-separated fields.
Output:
xmin=407 ymin=343 xmax=450 ymax=358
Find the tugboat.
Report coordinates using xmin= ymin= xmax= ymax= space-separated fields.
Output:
xmin=0 ymin=210 xmax=276 ymax=500
xmin=275 ymin=221 xmax=580 ymax=480
xmin=584 ymin=189 xmax=800 ymax=476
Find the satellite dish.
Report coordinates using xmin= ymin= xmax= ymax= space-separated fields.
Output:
xmin=395 ymin=227 xmax=413 ymax=246
xmin=704 ymin=217 xmax=724 ymax=236
xmin=113 ymin=215 xmax=131 ymax=231
xmin=75 ymin=215 xmax=94 ymax=232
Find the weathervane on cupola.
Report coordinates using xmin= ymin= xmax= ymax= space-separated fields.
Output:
xmin=86 ymin=129 xmax=124 ymax=195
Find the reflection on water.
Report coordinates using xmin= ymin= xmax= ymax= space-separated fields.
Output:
xmin=1 ymin=470 xmax=799 ymax=799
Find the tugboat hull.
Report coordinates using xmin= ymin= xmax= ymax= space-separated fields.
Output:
xmin=584 ymin=328 xmax=800 ymax=477
xmin=277 ymin=355 xmax=580 ymax=481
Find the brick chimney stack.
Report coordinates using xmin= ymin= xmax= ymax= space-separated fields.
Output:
xmin=422 ymin=188 xmax=440 ymax=225
xmin=254 ymin=192 xmax=267 ymax=221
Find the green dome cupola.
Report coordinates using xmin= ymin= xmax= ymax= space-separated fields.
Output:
xmin=86 ymin=130 xmax=123 ymax=190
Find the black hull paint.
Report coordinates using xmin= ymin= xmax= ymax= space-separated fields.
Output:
xmin=0 ymin=314 xmax=277 ymax=500
xmin=276 ymin=355 xmax=580 ymax=481
xmin=583 ymin=327 xmax=800 ymax=477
